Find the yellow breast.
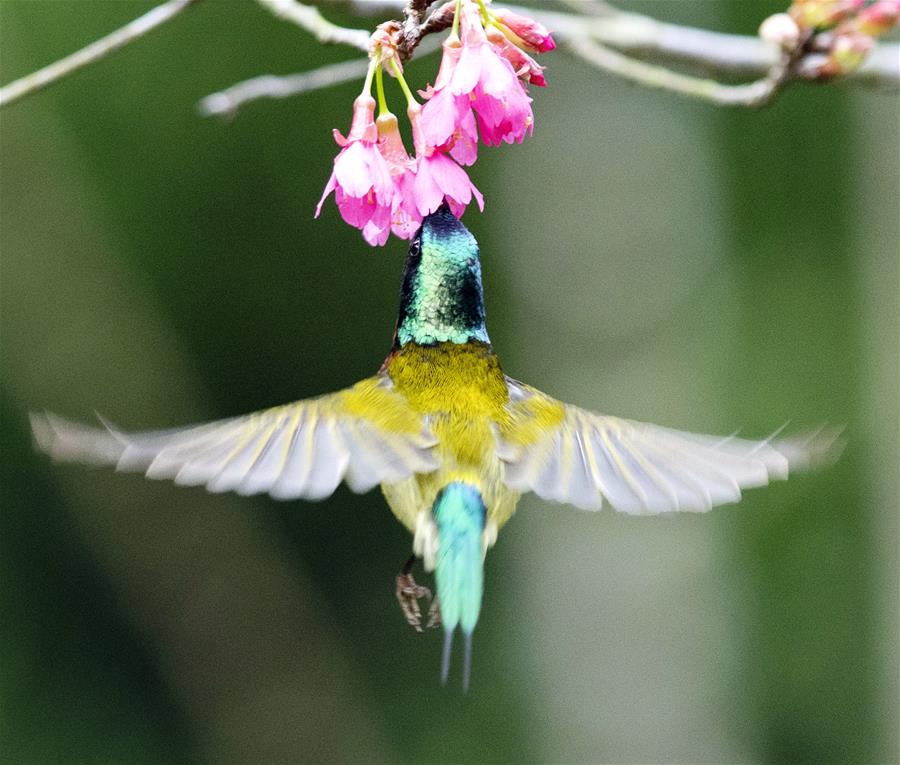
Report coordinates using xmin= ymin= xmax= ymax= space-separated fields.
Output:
xmin=380 ymin=342 xmax=520 ymax=534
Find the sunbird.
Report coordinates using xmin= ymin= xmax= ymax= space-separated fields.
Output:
xmin=32 ymin=206 xmax=839 ymax=690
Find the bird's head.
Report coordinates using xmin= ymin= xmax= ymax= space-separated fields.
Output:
xmin=393 ymin=206 xmax=489 ymax=348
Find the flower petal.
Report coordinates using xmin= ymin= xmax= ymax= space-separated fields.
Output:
xmin=361 ymin=203 xmax=392 ymax=246
xmin=412 ymin=156 xmax=445 ymax=217
xmin=448 ymin=105 xmax=479 ymax=166
xmin=451 ymin=41 xmax=483 ymax=96
xmin=477 ymin=44 xmax=520 ymax=97
xmin=315 ymin=172 xmax=337 ymax=218
xmin=334 ymin=142 xmax=373 ymax=198
xmin=421 ymin=87 xmax=465 ymax=149
xmin=335 ymin=188 xmax=378 ymax=228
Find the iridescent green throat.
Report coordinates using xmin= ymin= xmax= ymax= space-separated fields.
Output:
xmin=394 ymin=208 xmax=490 ymax=348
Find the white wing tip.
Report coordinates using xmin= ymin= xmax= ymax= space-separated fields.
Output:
xmin=30 ymin=411 xmax=125 ymax=466
xmin=774 ymin=424 xmax=846 ymax=473
xmin=29 ymin=411 xmax=55 ymax=454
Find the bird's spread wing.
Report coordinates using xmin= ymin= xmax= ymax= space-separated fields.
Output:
xmin=495 ymin=378 xmax=843 ymax=514
xmin=31 ymin=375 xmax=438 ymax=500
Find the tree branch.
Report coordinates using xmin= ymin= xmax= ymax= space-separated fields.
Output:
xmin=198 ymin=36 xmax=441 ymax=120
xmin=341 ymin=0 xmax=900 ymax=87
xmin=559 ymin=5 xmax=899 ymax=85
xmin=396 ymin=0 xmax=454 ymax=61
xmin=255 ymin=0 xmax=370 ymax=49
xmin=3 ymin=0 xmax=897 ymax=114
xmin=198 ymin=59 xmax=369 ymax=120
xmin=565 ymin=37 xmax=793 ymax=108
xmin=0 ymin=0 xmax=202 ymax=108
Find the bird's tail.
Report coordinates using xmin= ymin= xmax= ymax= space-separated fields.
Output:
xmin=432 ymin=481 xmax=486 ymax=692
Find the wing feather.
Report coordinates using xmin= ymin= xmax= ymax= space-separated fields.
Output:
xmin=31 ymin=375 xmax=438 ymax=502
xmin=341 ymin=420 xmax=387 ymax=493
xmin=497 ymin=379 xmax=843 ymax=515
xmin=303 ymin=418 xmax=350 ymax=500
xmin=236 ymin=413 xmax=294 ymax=496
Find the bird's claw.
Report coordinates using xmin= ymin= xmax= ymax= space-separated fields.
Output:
xmin=425 ymin=595 xmax=441 ymax=630
xmin=396 ymin=572 xmax=432 ymax=633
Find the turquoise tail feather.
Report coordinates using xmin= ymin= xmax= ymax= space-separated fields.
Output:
xmin=433 ymin=482 xmax=486 ymax=691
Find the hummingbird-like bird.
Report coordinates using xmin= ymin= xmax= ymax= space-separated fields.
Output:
xmin=32 ymin=207 xmax=839 ymax=690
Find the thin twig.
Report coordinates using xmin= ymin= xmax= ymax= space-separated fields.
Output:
xmin=199 ymin=59 xmax=369 ymax=119
xmin=4 ymin=0 xmax=897 ymax=114
xmin=556 ymin=0 xmax=616 ymax=17
xmin=853 ymin=44 xmax=900 ymax=87
xmin=198 ymin=36 xmax=442 ymax=119
xmin=567 ymin=6 xmax=898 ymax=85
xmin=0 ymin=0 xmax=201 ymax=108
xmin=566 ymin=36 xmax=792 ymax=108
xmin=342 ymin=0 xmax=900 ymax=85
xmin=255 ymin=0 xmax=371 ymax=49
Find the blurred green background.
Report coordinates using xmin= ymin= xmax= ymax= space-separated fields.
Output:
xmin=2 ymin=1 xmax=897 ymax=763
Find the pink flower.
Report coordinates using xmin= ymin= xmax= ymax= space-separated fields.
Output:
xmin=419 ymin=43 xmax=479 ymax=166
xmin=414 ymin=150 xmax=484 ymax=218
xmin=487 ymin=27 xmax=547 ymax=87
xmin=390 ymin=170 xmax=422 ymax=240
xmin=419 ymin=85 xmax=479 ymax=165
xmin=456 ymin=2 xmax=534 ymax=145
xmin=345 ymin=191 xmax=392 ymax=246
xmin=492 ymin=8 xmax=556 ymax=53
xmin=410 ymin=103 xmax=484 ymax=219
xmin=421 ymin=3 xmax=534 ymax=153
xmin=314 ymin=1 xmax=555 ymax=245
xmin=316 ymin=95 xmax=395 ymax=246
xmin=376 ymin=113 xmax=422 ymax=241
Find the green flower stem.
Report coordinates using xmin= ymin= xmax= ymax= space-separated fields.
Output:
xmin=475 ymin=0 xmax=491 ymax=26
xmin=492 ymin=21 xmax=527 ymax=49
xmin=375 ymin=62 xmax=390 ymax=115
xmin=451 ymin=0 xmax=462 ymax=37
xmin=390 ymin=58 xmax=418 ymax=107
xmin=362 ymin=57 xmax=376 ymax=97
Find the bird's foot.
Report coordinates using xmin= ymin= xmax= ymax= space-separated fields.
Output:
xmin=395 ymin=555 xmax=440 ymax=633
xmin=396 ymin=572 xmax=431 ymax=632
xmin=425 ymin=595 xmax=441 ymax=630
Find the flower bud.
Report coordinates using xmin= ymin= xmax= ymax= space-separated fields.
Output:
xmin=826 ymin=31 xmax=874 ymax=75
xmin=487 ymin=27 xmax=547 ymax=86
xmin=790 ymin=0 xmax=864 ymax=30
xmin=369 ymin=21 xmax=400 ymax=57
xmin=854 ymin=0 xmax=900 ymax=36
xmin=492 ymin=8 xmax=556 ymax=52
xmin=759 ymin=13 xmax=802 ymax=49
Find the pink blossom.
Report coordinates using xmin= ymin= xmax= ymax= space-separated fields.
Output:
xmin=315 ymin=1 xmax=554 ymax=245
xmin=487 ymin=27 xmax=547 ymax=87
xmin=375 ymin=113 xmax=422 ymax=241
xmin=410 ymin=103 xmax=483 ymax=219
xmin=390 ymin=170 xmax=422 ymax=240
xmin=413 ymin=150 xmax=484 ymax=218
xmin=458 ymin=46 xmax=533 ymax=146
xmin=337 ymin=188 xmax=392 ymax=246
xmin=420 ymin=84 xmax=479 ymax=165
xmin=492 ymin=8 xmax=556 ymax=52
xmin=421 ymin=3 xmax=534 ymax=152
xmin=419 ymin=43 xmax=479 ymax=165
xmin=316 ymin=95 xmax=395 ymax=245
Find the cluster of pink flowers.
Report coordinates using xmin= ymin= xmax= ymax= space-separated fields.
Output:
xmin=760 ymin=0 xmax=899 ymax=78
xmin=316 ymin=0 xmax=555 ymax=246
